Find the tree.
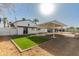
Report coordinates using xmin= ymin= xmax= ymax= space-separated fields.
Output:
xmin=22 ymin=18 xmax=26 ymax=21
xmin=76 ymin=27 xmax=79 ymax=32
xmin=33 ymin=18 xmax=39 ymax=24
xmin=0 ymin=4 xmax=18 ymax=35
xmin=3 ymin=17 xmax=7 ymax=28
xmin=0 ymin=4 xmax=14 ymax=28
xmin=0 ymin=18 xmax=1 ymax=23
xmin=9 ymin=22 xmax=15 ymax=27
xmin=67 ymin=27 xmax=76 ymax=33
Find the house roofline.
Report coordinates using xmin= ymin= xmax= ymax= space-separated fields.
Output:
xmin=17 ymin=26 xmax=37 ymax=28
xmin=13 ymin=19 xmax=33 ymax=24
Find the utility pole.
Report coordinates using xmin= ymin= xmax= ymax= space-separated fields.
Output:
xmin=12 ymin=4 xmax=18 ymax=35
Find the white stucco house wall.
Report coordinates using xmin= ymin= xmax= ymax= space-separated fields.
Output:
xmin=13 ymin=19 xmax=47 ymax=35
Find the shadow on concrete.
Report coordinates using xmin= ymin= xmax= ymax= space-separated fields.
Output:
xmin=37 ymin=34 xmax=79 ymax=56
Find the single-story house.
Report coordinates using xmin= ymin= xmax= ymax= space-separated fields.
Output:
xmin=12 ymin=20 xmax=67 ymax=35
xmin=11 ymin=19 xmax=47 ymax=35
xmin=0 ymin=19 xmax=67 ymax=35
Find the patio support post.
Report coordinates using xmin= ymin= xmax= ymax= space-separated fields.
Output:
xmin=52 ymin=29 xmax=55 ymax=38
xmin=52 ymin=24 xmax=56 ymax=39
xmin=61 ymin=26 xmax=63 ymax=34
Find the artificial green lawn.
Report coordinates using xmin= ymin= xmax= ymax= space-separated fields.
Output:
xmin=11 ymin=35 xmax=48 ymax=50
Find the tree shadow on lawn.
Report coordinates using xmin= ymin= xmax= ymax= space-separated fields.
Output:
xmin=11 ymin=34 xmax=49 ymax=44
xmin=11 ymin=34 xmax=31 ymax=39
xmin=27 ymin=35 xmax=49 ymax=44
xmin=11 ymin=34 xmax=49 ymax=50
xmin=37 ymin=34 xmax=79 ymax=56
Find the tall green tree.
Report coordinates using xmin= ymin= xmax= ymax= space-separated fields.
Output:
xmin=3 ymin=17 xmax=7 ymax=28
xmin=33 ymin=18 xmax=39 ymax=24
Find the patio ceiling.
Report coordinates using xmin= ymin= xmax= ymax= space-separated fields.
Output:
xmin=37 ymin=20 xmax=67 ymax=29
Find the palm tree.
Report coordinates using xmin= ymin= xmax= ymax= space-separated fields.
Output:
xmin=33 ymin=18 xmax=39 ymax=24
xmin=3 ymin=17 xmax=7 ymax=28
xmin=0 ymin=4 xmax=14 ymax=28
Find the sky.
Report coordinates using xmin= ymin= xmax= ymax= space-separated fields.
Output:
xmin=1 ymin=3 xmax=79 ymax=27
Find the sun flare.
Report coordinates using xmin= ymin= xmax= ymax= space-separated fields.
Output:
xmin=39 ymin=3 xmax=55 ymax=16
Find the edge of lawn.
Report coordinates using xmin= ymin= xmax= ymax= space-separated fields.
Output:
xmin=10 ymin=35 xmax=50 ymax=52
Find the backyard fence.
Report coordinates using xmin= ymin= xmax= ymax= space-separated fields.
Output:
xmin=0 ymin=28 xmax=17 ymax=36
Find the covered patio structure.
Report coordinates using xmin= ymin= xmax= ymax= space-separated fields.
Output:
xmin=37 ymin=20 xmax=67 ymax=38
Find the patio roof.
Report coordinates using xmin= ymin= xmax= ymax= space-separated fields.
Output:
xmin=37 ymin=20 xmax=67 ymax=38
xmin=37 ymin=20 xmax=67 ymax=29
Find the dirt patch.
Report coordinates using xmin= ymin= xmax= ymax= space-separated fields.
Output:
xmin=0 ymin=36 xmax=51 ymax=56
xmin=0 ymin=36 xmax=20 ymax=56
